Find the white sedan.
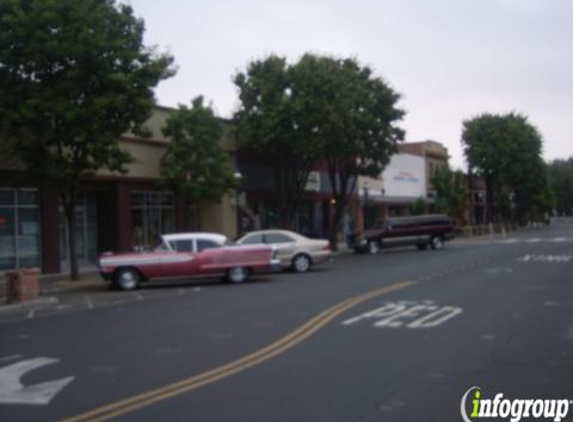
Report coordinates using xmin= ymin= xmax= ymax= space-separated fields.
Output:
xmin=237 ymin=230 xmax=332 ymax=273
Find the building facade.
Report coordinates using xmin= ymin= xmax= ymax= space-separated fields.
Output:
xmin=359 ymin=152 xmax=428 ymax=228
xmin=0 ymin=107 xmax=239 ymax=275
xmin=397 ymin=140 xmax=449 ymax=198
xmin=236 ymin=151 xmax=355 ymax=239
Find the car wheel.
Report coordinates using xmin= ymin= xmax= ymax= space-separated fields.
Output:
xmin=416 ymin=243 xmax=428 ymax=250
xmin=430 ymin=236 xmax=444 ymax=250
xmin=292 ymin=254 xmax=312 ymax=273
xmin=227 ymin=267 xmax=249 ymax=283
xmin=367 ymin=240 xmax=381 ymax=254
xmin=114 ymin=267 xmax=140 ymax=291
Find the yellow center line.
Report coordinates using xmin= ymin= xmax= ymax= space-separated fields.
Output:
xmin=54 ymin=280 xmax=416 ymax=422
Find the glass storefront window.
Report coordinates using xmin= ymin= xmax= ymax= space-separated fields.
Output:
xmin=131 ymin=192 xmax=175 ymax=250
xmin=0 ymin=188 xmax=40 ymax=271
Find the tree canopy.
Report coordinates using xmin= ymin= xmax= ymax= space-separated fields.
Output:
xmin=235 ymin=53 xmax=404 ymax=246
xmin=290 ymin=54 xmax=405 ymax=247
xmin=461 ymin=112 xmax=546 ymax=224
xmin=160 ymin=97 xmax=237 ymax=206
xmin=0 ymin=0 xmax=175 ymax=278
xmin=431 ymin=165 xmax=468 ymax=224
xmin=233 ymin=55 xmax=322 ymax=228
xmin=549 ymin=158 xmax=573 ymax=216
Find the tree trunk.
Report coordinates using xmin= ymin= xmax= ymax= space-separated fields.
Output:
xmin=329 ymin=198 xmax=346 ymax=251
xmin=63 ymin=191 xmax=80 ymax=281
xmin=485 ymin=176 xmax=494 ymax=225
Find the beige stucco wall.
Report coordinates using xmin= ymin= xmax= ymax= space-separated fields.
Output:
xmin=199 ymin=193 xmax=238 ymax=238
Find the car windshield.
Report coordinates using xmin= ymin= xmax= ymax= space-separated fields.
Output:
xmin=153 ymin=240 xmax=171 ymax=252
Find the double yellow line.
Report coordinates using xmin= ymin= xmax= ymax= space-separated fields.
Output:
xmin=56 ymin=280 xmax=416 ymax=422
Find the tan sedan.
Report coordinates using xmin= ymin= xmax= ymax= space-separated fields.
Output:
xmin=237 ymin=230 xmax=331 ymax=273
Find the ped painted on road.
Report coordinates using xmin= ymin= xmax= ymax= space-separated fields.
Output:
xmin=53 ymin=280 xmax=417 ymax=422
xmin=342 ymin=300 xmax=463 ymax=329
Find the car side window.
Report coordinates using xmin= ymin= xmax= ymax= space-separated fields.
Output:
xmin=173 ymin=240 xmax=193 ymax=252
xmin=265 ymin=233 xmax=294 ymax=244
xmin=241 ymin=234 xmax=264 ymax=245
xmin=196 ymin=239 xmax=221 ymax=252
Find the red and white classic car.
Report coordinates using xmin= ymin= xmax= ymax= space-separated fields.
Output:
xmin=98 ymin=233 xmax=280 ymax=290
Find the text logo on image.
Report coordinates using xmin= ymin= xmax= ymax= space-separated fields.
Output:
xmin=461 ymin=387 xmax=571 ymax=422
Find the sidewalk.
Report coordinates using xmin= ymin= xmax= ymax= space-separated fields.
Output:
xmin=0 ymin=270 xmax=105 ymax=308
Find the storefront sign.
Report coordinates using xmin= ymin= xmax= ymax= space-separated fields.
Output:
xmin=382 ymin=154 xmax=426 ymax=197
xmin=305 ymin=172 xmax=321 ymax=192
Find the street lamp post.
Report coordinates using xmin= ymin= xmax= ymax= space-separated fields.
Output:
xmin=234 ymin=170 xmax=243 ymax=238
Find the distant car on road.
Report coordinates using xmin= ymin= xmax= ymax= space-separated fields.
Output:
xmin=98 ymin=233 xmax=280 ymax=290
xmin=351 ymin=214 xmax=456 ymax=254
xmin=237 ymin=230 xmax=331 ymax=273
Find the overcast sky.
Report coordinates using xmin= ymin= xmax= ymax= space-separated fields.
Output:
xmin=125 ymin=0 xmax=572 ymax=169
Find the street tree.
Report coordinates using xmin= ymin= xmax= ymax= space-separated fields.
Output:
xmin=431 ymin=165 xmax=468 ymax=224
xmin=233 ymin=55 xmax=322 ymax=228
xmin=410 ymin=197 xmax=428 ymax=215
xmin=461 ymin=112 xmax=544 ymax=225
xmin=0 ymin=0 xmax=175 ymax=279
xmin=549 ymin=158 xmax=573 ymax=216
xmin=291 ymin=54 xmax=405 ymax=248
xmin=160 ymin=97 xmax=237 ymax=227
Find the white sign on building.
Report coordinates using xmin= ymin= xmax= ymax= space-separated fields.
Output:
xmin=358 ymin=153 xmax=427 ymax=200
xmin=381 ymin=153 xmax=426 ymax=198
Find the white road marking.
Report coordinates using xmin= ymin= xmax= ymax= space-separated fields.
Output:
xmin=518 ymin=255 xmax=572 ymax=263
xmin=552 ymin=237 xmax=568 ymax=242
xmin=0 ymin=355 xmax=22 ymax=363
xmin=343 ymin=301 xmax=463 ymax=329
xmin=501 ymin=239 xmax=518 ymax=244
xmin=525 ymin=238 xmax=542 ymax=243
xmin=484 ymin=267 xmax=514 ymax=274
xmin=84 ymin=295 xmax=94 ymax=309
xmin=27 ymin=309 xmax=35 ymax=319
xmin=0 ymin=357 xmax=74 ymax=405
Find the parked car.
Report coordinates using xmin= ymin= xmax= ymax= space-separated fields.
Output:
xmin=98 ymin=233 xmax=280 ymax=290
xmin=351 ymin=214 xmax=456 ymax=254
xmin=237 ymin=230 xmax=331 ymax=273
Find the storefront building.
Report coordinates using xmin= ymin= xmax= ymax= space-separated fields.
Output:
xmin=237 ymin=153 xmax=358 ymax=239
xmin=0 ymin=107 xmax=238 ymax=274
xmin=358 ymin=152 xmax=429 ymax=229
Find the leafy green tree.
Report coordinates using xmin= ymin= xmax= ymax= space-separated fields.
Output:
xmin=160 ymin=97 xmax=237 ymax=226
xmin=461 ymin=112 xmax=543 ymax=225
xmin=290 ymin=54 xmax=405 ymax=248
xmin=0 ymin=0 xmax=175 ymax=279
xmin=410 ymin=197 xmax=427 ymax=215
xmin=233 ymin=55 xmax=322 ymax=228
xmin=431 ymin=165 xmax=468 ymax=224
xmin=549 ymin=158 xmax=573 ymax=216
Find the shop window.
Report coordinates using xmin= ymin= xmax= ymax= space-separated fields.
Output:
xmin=0 ymin=188 xmax=40 ymax=271
xmin=131 ymin=192 xmax=175 ymax=250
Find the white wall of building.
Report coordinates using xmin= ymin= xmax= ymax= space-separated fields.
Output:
xmin=359 ymin=153 xmax=427 ymax=199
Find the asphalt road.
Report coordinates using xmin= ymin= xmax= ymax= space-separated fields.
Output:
xmin=1 ymin=221 xmax=573 ymax=422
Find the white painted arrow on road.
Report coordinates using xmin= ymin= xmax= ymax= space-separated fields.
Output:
xmin=0 ymin=357 xmax=74 ymax=405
